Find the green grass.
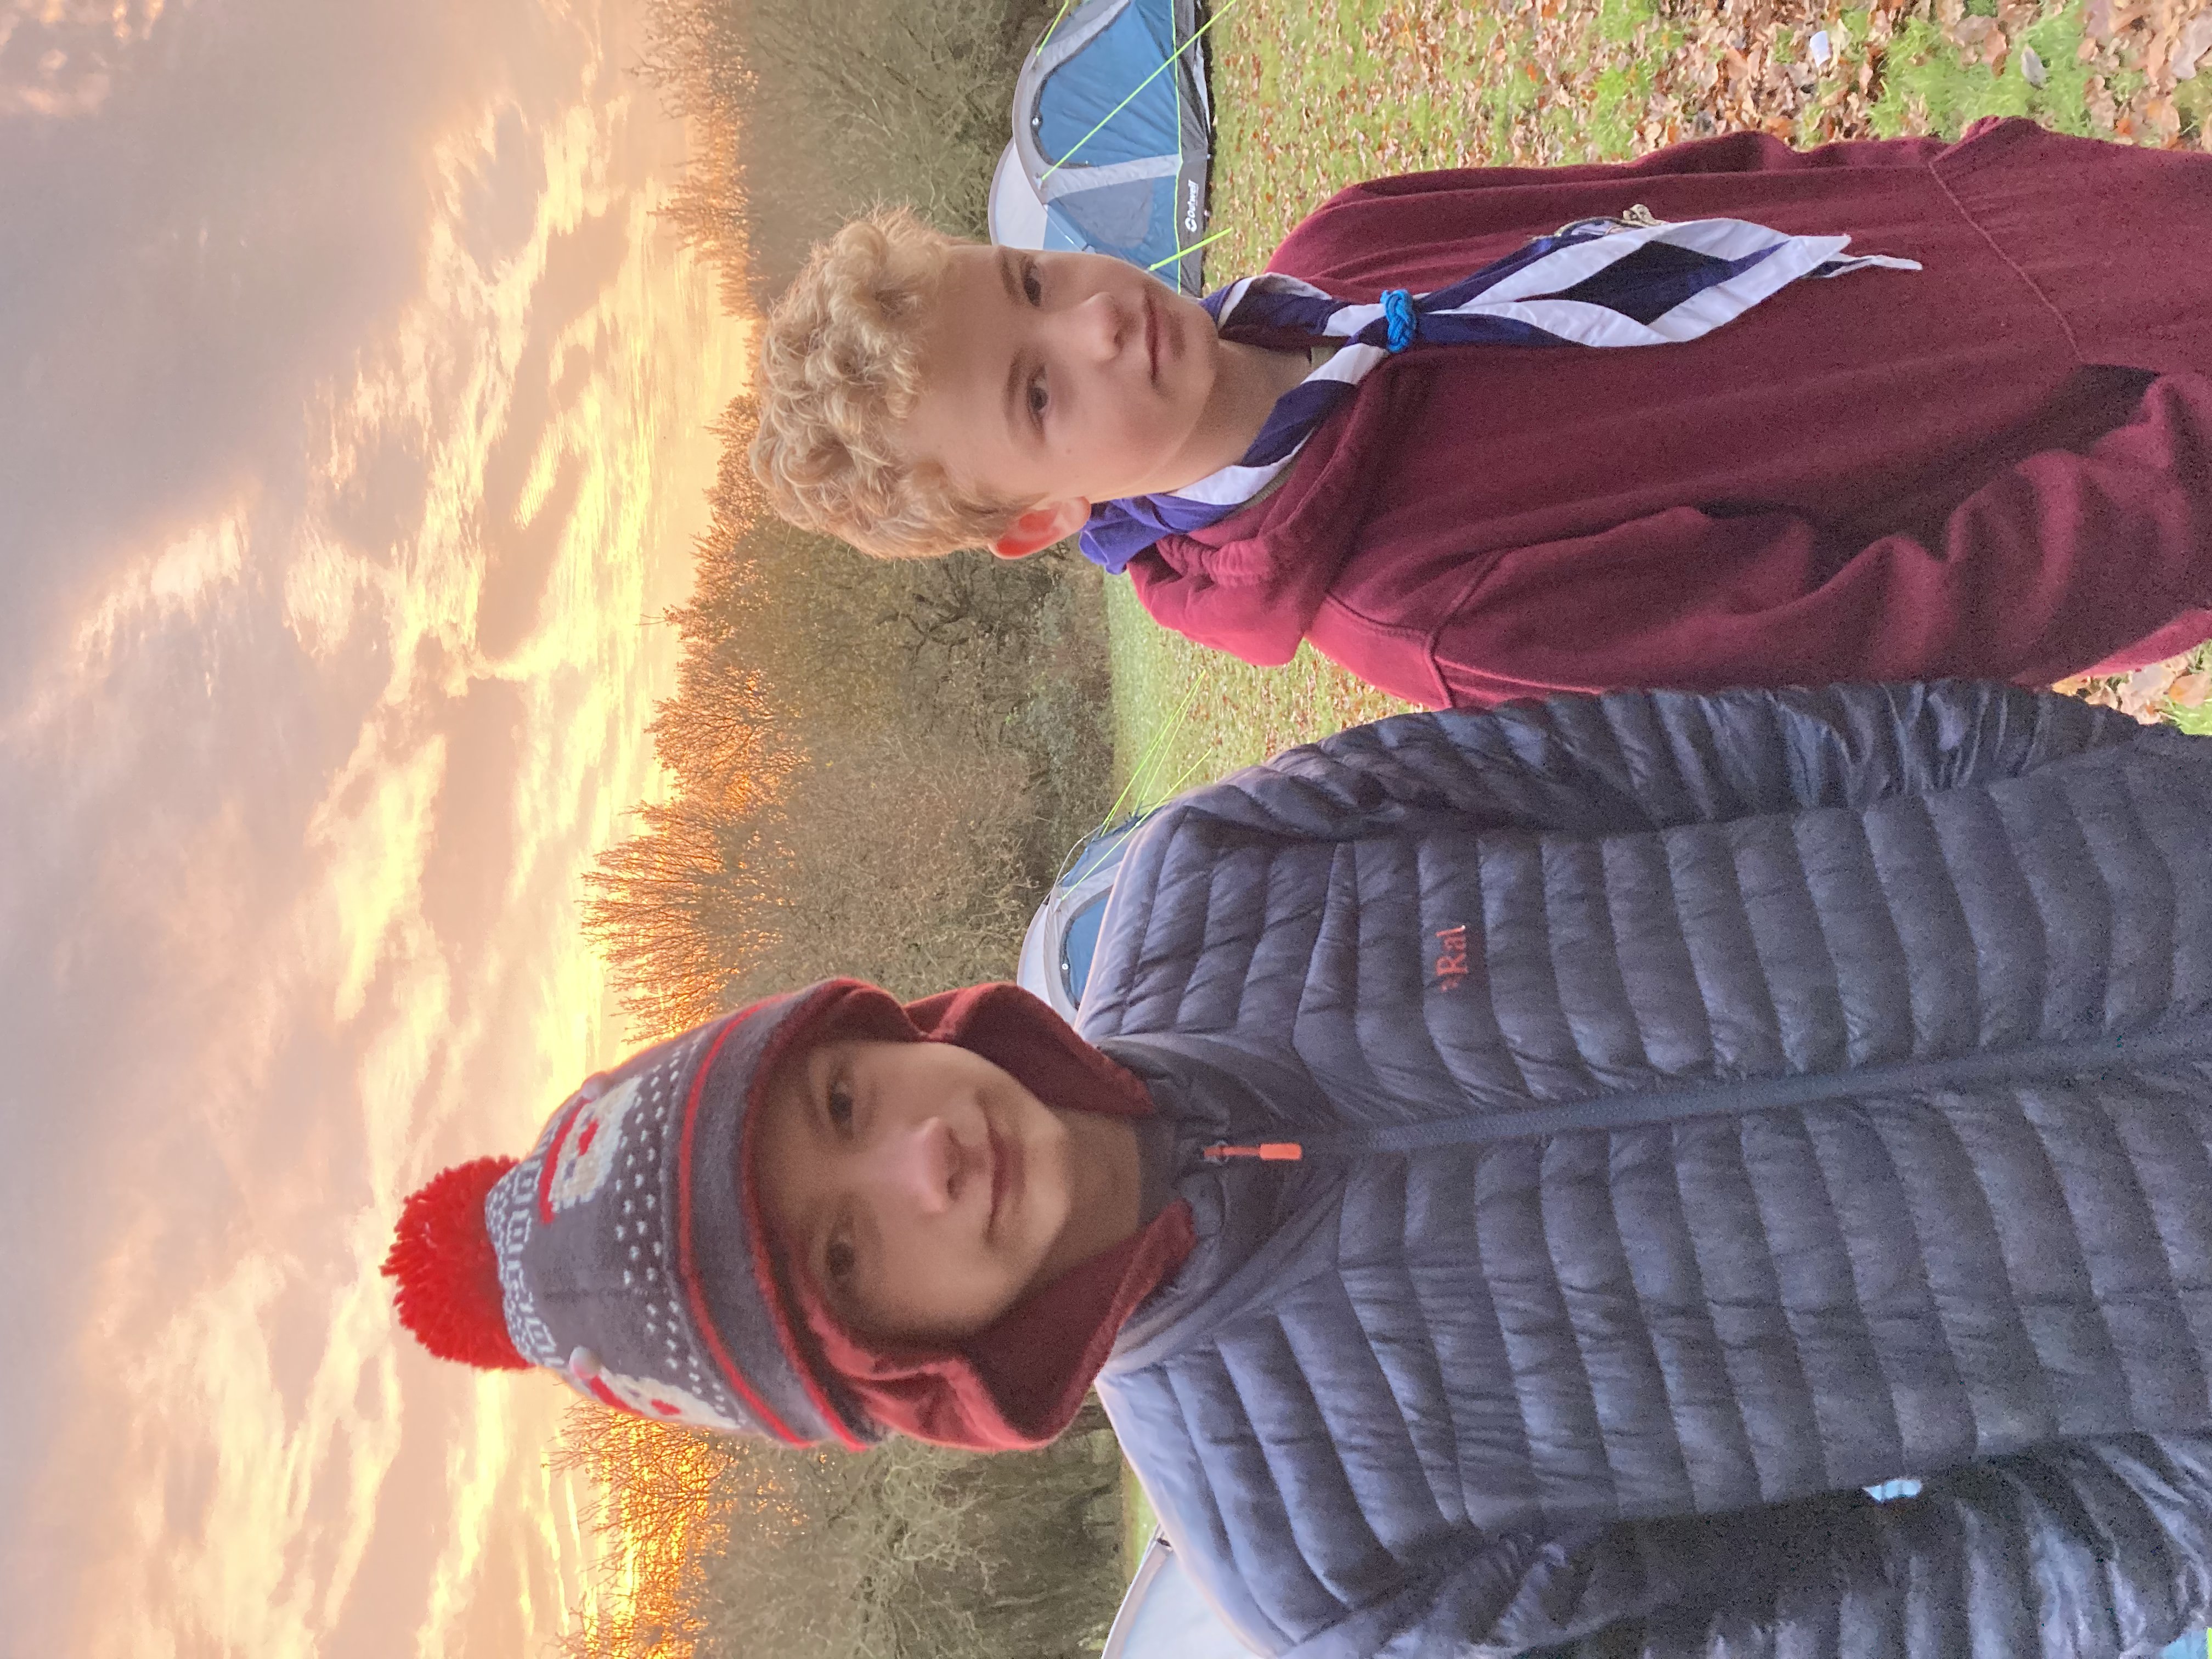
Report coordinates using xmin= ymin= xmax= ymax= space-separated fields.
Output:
xmin=2183 ymin=75 xmax=2212 ymax=137
xmin=1589 ymin=64 xmax=1647 ymax=160
xmin=1870 ymin=4 xmax=2095 ymax=137
xmin=1119 ymin=1458 xmax=1160 ymax=1578
xmin=1199 ymin=0 xmax=1534 ymax=276
xmin=1105 ymin=582 xmax=1409 ymax=798
xmin=1595 ymin=0 xmax=1660 ymax=44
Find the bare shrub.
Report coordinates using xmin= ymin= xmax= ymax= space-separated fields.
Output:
xmin=581 ymin=789 xmax=787 ymax=1039
xmin=553 ymin=1400 xmax=1127 ymax=1659
xmin=583 ymin=718 xmax=1041 ymax=1037
xmin=724 ymin=720 xmax=1041 ymax=1004
xmin=635 ymin=0 xmax=1066 ymax=302
xmin=548 ymin=1406 xmax=735 ymax=1658
xmin=583 ymin=397 xmax=1114 ymax=1040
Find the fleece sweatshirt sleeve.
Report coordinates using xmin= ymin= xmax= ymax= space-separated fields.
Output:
xmin=1149 ymin=682 xmax=2148 ymax=850
xmin=1428 ymin=373 xmax=2212 ymax=709
xmin=1277 ymin=1433 xmax=2212 ymax=1659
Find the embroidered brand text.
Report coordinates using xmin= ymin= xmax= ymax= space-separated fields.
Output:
xmin=1434 ymin=924 xmax=1469 ymax=991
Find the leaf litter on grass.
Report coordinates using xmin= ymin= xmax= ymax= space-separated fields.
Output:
xmin=1211 ymin=0 xmax=2209 ymax=236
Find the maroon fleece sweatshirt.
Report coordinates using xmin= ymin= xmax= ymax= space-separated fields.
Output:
xmin=1127 ymin=119 xmax=2212 ymax=708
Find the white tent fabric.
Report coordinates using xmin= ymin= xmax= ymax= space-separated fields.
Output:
xmin=988 ymin=141 xmax=1050 ymax=251
xmin=1101 ymin=1531 xmax=1250 ymax=1658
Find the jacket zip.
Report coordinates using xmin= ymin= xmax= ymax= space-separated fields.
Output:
xmin=1201 ymin=1013 xmax=2212 ymax=1163
xmin=1111 ymin=1014 xmax=2212 ymax=1373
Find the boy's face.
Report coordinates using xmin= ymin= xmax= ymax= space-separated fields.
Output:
xmin=901 ymin=245 xmax=1271 ymax=554
xmin=753 ymin=1035 xmax=1121 ymax=1343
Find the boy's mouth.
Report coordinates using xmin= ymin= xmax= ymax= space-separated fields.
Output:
xmin=986 ymin=1125 xmax=1018 ymax=1238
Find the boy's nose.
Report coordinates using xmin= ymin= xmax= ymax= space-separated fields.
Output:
xmin=874 ymin=1115 xmax=960 ymax=1217
xmin=1073 ymin=290 xmax=1132 ymax=363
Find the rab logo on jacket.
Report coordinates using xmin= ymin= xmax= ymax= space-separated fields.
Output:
xmin=1434 ymin=924 xmax=1469 ymax=991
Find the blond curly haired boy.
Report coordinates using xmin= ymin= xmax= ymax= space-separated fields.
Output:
xmin=748 ymin=204 xmax=1306 ymax=563
xmin=749 ymin=125 xmax=2212 ymax=712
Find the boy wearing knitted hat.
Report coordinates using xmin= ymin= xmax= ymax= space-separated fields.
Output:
xmin=396 ymin=681 xmax=2212 ymax=1657
xmin=749 ymin=121 xmax=2212 ymax=708
xmin=390 ymin=978 xmax=1174 ymax=1449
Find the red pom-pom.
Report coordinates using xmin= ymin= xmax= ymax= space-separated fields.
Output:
xmin=384 ymin=1156 xmax=530 ymax=1371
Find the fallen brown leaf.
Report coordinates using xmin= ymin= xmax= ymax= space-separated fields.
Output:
xmin=2174 ymin=12 xmax=2212 ymax=76
xmin=2126 ymin=663 xmax=2182 ymax=709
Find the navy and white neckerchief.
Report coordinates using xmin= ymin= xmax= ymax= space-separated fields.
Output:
xmin=1079 ymin=209 xmax=1919 ymax=573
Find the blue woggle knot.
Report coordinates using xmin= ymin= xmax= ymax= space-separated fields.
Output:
xmin=1381 ymin=289 xmax=1417 ymax=353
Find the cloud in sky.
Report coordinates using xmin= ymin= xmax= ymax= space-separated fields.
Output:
xmin=0 ymin=0 xmax=179 ymax=119
xmin=0 ymin=0 xmax=749 ymax=1650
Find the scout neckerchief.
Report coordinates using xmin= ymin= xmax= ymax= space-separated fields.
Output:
xmin=1079 ymin=210 xmax=1919 ymax=573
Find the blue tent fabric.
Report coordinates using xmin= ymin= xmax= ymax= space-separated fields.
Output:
xmin=1035 ymin=2 xmax=1181 ymax=165
xmin=1005 ymin=0 xmax=1212 ymax=294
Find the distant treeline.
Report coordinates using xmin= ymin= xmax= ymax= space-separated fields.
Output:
xmin=568 ymin=7 xmax=1128 ymax=1654
xmin=567 ymin=413 xmax=1122 ymax=1653
xmin=586 ymin=0 xmax=1115 ymax=1039
xmin=639 ymin=0 xmax=1064 ymax=306
xmin=580 ymin=399 xmax=1113 ymax=1032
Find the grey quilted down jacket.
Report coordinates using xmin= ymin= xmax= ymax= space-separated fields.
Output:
xmin=1077 ymin=682 xmax=2212 ymax=1659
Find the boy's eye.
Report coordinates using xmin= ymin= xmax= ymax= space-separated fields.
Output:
xmin=1021 ymin=261 xmax=1042 ymax=306
xmin=1026 ymin=373 xmax=1048 ymax=424
xmin=827 ymin=1080 xmax=855 ymax=1132
xmin=824 ymin=1229 xmax=857 ymax=1289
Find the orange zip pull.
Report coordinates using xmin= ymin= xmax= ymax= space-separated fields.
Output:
xmin=1203 ymin=1142 xmax=1304 ymax=1163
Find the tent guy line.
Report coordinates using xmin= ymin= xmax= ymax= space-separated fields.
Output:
xmin=1150 ymin=225 xmax=1230 ymax=273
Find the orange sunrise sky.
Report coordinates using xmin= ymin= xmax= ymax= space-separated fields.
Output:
xmin=0 ymin=0 xmax=747 ymax=1650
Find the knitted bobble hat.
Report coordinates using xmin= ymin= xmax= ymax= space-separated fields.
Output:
xmin=384 ymin=983 xmax=881 ymax=1448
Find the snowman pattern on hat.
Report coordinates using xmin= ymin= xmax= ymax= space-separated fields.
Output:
xmin=545 ymin=1075 xmax=643 ymax=1215
xmin=567 ymin=1347 xmax=741 ymax=1432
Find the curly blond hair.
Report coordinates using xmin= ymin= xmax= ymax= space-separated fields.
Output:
xmin=750 ymin=207 xmax=1026 ymax=561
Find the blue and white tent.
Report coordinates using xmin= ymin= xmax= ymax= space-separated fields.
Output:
xmin=988 ymin=0 xmax=1213 ymax=296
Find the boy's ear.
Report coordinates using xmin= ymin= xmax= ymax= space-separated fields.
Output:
xmin=991 ymin=499 xmax=1090 ymax=560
